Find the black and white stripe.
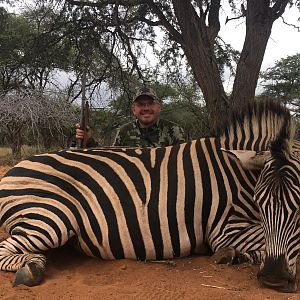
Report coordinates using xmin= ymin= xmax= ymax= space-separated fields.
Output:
xmin=0 ymin=141 xmax=257 ymax=260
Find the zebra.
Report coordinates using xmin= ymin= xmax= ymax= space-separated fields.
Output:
xmin=213 ymin=111 xmax=300 ymax=292
xmin=254 ymin=129 xmax=300 ymax=292
xmin=0 ymin=99 xmax=299 ymax=292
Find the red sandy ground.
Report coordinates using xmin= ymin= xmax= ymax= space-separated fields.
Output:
xmin=0 ymin=166 xmax=299 ymax=299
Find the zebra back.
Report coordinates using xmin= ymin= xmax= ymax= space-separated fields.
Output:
xmin=221 ymin=99 xmax=293 ymax=151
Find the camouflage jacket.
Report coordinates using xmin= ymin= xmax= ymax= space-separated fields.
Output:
xmin=113 ymin=119 xmax=186 ymax=147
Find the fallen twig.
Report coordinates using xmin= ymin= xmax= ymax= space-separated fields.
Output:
xmin=147 ymin=260 xmax=177 ymax=267
xmin=201 ymin=284 xmax=227 ymax=290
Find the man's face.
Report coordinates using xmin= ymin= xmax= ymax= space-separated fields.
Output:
xmin=132 ymin=96 xmax=161 ymax=127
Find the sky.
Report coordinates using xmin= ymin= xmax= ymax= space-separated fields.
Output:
xmin=218 ymin=4 xmax=299 ymax=92
xmin=262 ymin=8 xmax=300 ymax=69
xmin=220 ymin=4 xmax=299 ymax=68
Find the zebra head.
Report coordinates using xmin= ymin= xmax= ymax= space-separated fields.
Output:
xmin=225 ymin=120 xmax=300 ymax=292
xmin=254 ymin=130 xmax=300 ymax=292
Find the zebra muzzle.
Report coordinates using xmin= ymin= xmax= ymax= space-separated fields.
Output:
xmin=257 ymin=256 xmax=297 ymax=293
xmin=257 ymin=276 xmax=297 ymax=293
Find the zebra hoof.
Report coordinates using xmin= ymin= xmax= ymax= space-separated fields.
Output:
xmin=13 ymin=262 xmax=44 ymax=287
xmin=212 ymin=247 xmax=244 ymax=264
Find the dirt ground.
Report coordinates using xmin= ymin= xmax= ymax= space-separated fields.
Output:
xmin=0 ymin=165 xmax=299 ymax=300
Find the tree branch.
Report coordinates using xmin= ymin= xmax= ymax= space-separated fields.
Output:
xmin=225 ymin=3 xmax=246 ymax=24
xmin=65 ymin=0 xmax=147 ymax=8
xmin=271 ymin=0 xmax=290 ymax=20
xmin=280 ymin=15 xmax=300 ymax=32
xmin=142 ymin=0 xmax=183 ymax=44
xmin=207 ymin=0 xmax=221 ymax=42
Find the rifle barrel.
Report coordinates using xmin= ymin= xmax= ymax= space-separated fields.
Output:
xmin=79 ymin=70 xmax=88 ymax=148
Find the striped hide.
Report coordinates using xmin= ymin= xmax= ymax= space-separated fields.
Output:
xmin=0 ymin=99 xmax=299 ymax=292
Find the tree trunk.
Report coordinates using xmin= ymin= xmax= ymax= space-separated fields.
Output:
xmin=172 ymin=0 xmax=229 ymax=134
xmin=40 ymin=127 xmax=53 ymax=150
xmin=6 ymin=122 xmax=23 ymax=159
xmin=231 ymin=0 xmax=274 ymax=106
xmin=12 ymin=137 xmax=22 ymax=160
xmin=9 ymin=128 xmax=23 ymax=159
xmin=171 ymin=0 xmax=290 ymax=133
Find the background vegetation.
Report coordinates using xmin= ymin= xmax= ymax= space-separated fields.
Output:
xmin=0 ymin=1 xmax=299 ymax=160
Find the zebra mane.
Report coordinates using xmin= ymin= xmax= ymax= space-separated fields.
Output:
xmin=221 ymin=99 xmax=294 ymax=152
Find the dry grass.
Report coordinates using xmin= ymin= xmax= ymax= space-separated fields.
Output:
xmin=0 ymin=145 xmax=46 ymax=166
xmin=0 ymin=147 xmax=14 ymax=166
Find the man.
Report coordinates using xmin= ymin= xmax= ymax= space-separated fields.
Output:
xmin=76 ymin=87 xmax=186 ymax=147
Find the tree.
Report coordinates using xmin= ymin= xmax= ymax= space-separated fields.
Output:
xmin=46 ymin=0 xmax=300 ymax=133
xmin=0 ymin=5 xmax=74 ymax=95
xmin=4 ymin=1 xmax=300 ymax=134
xmin=0 ymin=8 xmax=33 ymax=93
xmin=0 ymin=91 xmax=78 ymax=158
xmin=260 ymin=53 xmax=300 ymax=117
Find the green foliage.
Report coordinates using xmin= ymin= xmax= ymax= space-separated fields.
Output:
xmin=261 ymin=53 xmax=300 ymax=117
xmin=0 ymin=5 xmax=77 ymax=94
xmin=0 ymin=9 xmax=32 ymax=91
xmin=0 ymin=9 xmax=31 ymax=61
xmin=88 ymin=109 xmax=121 ymax=146
xmin=159 ymin=82 xmax=210 ymax=139
xmin=161 ymin=101 xmax=209 ymax=140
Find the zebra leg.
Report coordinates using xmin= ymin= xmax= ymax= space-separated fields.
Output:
xmin=0 ymin=235 xmax=47 ymax=287
xmin=212 ymin=247 xmax=264 ymax=265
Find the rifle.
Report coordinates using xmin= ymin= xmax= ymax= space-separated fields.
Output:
xmin=79 ymin=70 xmax=89 ymax=149
xmin=80 ymin=101 xmax=89 ymax=148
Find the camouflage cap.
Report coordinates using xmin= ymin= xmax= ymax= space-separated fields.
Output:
xmin=133 ymin=87 xmax=159 ymax=102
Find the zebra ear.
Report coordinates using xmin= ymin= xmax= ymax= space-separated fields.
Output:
xmin=221 ymin=149 xmax=271 ymax=170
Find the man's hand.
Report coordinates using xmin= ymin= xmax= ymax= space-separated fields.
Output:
xmin=75 ymin=123 xmax=92 ymax=140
